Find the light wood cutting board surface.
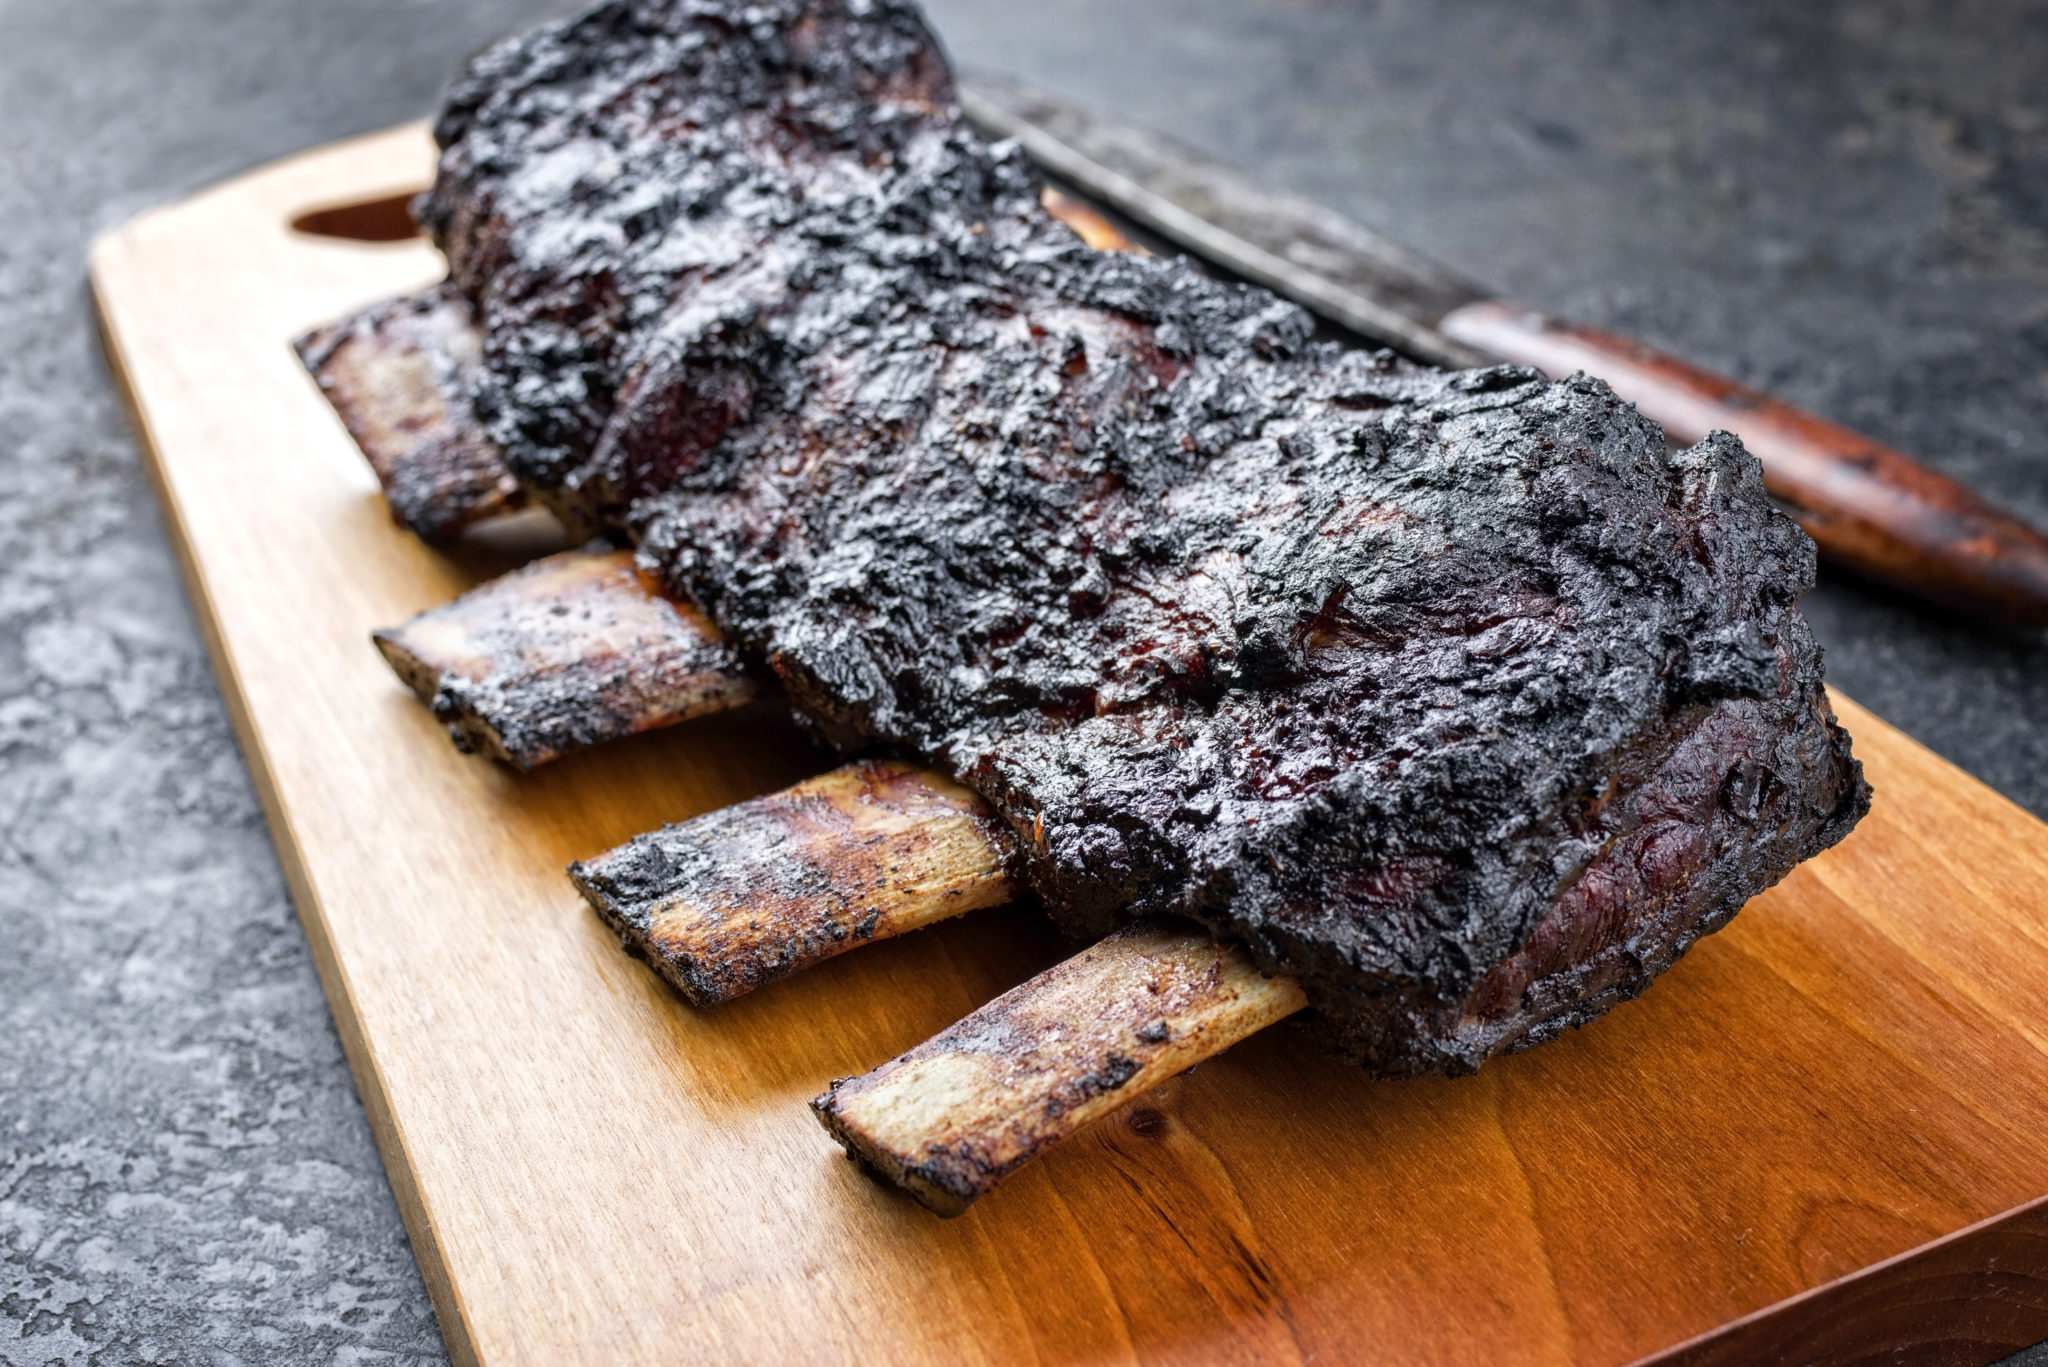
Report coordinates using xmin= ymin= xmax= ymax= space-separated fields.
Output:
xmin=91 ymin=123 xmax=2048 ymax=1367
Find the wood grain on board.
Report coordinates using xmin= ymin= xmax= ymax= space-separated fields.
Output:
xmin=90 ymin=122 xmax=2048 ymax=1367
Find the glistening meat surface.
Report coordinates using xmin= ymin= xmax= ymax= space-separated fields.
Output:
xmin=420 ymin=0 xmax=1868 ymax=1072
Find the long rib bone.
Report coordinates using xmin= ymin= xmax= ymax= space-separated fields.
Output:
xmin=373 ymin=547 xmax=760 ymax=768
xmin=570 ymin=758 xmax=1016 ymax=1004
xmin=814 ymin=922 xmax=1307 ymax=1216
xmin=295 ymin=284 xmax=522 ymax=540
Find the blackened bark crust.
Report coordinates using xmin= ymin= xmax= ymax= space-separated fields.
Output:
xmin=419 ymin=0 xmax=1868 ymax=1073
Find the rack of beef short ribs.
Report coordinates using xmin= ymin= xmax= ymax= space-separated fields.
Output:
xmin=297 ymin=0 xmax=1868 ymax=1215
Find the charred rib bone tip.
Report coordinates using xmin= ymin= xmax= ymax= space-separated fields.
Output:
xmin=569 ymin=857 xmax=729 ymax=1007
xmin=370 ymin=548 xmax=761 ymax=768
xmin=570 ymin=760 xmax=1018 ymax=1007
xmin=295 ymin=286 xmax=521 ymax=540
xmin=810 ymin=1085 xmax=985 ymax=1219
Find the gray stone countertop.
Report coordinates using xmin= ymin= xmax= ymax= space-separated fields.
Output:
xmin=2 ymin=1 xmax=2043 ymax=1362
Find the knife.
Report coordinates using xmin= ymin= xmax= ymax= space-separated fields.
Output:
xmin=962 ymin=75 xmax=2048 ymax=628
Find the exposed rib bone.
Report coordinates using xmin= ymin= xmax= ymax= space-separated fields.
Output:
xmin=373 ymin=548 xmax=759 ymax=768
xmin=295 ymin=284 xmax=522 ymax=540
xmin=570 ymin=759 xmax=1016 ymax=1005
xmin=558 ymin=748 xmax=1294 ymax=1214
xmin=813 ymin=921 xmax=1306 ymax=1216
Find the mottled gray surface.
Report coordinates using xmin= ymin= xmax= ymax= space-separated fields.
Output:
xmin=1 ymin=0 xmax=2043 ymax=1362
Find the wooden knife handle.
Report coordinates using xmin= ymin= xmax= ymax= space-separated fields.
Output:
xmin=1440 ymin=299 xmax=2048 ymax=626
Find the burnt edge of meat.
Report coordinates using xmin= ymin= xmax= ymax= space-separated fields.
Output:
xmin=419 ymin=0 xmax=1869 ymax=1073
xmin=294 ymin=283 xmax=522 ymax=539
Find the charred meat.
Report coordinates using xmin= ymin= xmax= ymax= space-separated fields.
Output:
xmin=403 ymin=0 xmax=1866 ymax=1073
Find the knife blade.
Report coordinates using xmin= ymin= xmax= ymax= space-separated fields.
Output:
xmin=962 ymin=75 xmax=2048 ymax=628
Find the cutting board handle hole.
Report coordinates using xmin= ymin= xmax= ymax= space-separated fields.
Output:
xmin=290 ymin=191 xmax=425 ymax=242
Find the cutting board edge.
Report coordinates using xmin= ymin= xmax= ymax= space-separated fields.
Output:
xmin=89 ymin=199 xmax=489 ymax=1367
xmin=1633 ymin=1190 xmax=2048 ymax=1367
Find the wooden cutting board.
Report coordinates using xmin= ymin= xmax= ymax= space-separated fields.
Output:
xmin=91 ymin=122 xmax=2048 ymax=1367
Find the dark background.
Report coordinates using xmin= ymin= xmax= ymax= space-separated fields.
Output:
xmin=1 ymin=1 xmax=2043 ymax=1361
